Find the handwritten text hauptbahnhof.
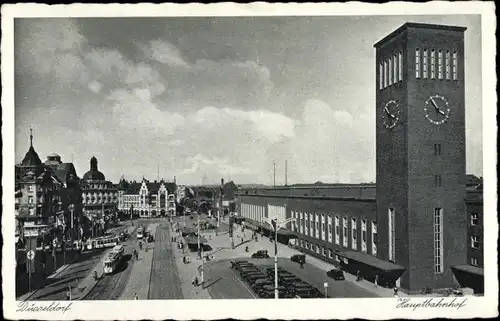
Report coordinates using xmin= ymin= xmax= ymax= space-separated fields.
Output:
xmin=396 ymin=298 xmax=468 ymax=311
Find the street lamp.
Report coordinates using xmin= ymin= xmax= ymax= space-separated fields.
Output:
xmin=197 ymin=212 xmax=204 ymax=286
xmin=261 ymin=216 xmax=296 ymax=299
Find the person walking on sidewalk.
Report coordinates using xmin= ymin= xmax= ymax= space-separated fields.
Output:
xmin=134 ymin=293 xmax=139 ymax=300
xmin=374 ymin=275 xmax=379 ymax=287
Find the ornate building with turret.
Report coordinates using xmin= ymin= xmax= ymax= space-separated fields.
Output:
xmin=80 ymin=156 xmax=118 ymax=237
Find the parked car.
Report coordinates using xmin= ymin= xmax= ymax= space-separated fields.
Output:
xmin=279 ymin=275 xmax=301 ymax=286
xmin=251 ymin=279 xmax=273 ymax=292
xmin=231 ymin=260 xmax=248 ymax=269
xmin=251 ymin=250 xmax=270 ymax=259
xmin=257 ymin=285 xmax=290 ymax=298
xmin=293 ymin=285 xmax=316 ymax=298
xmin=246 ymin=274 xmax=268 ymax=285
xmin=291 ymin=254 xmax=306 ymax=264
xmin=241 ymin=270 xmax=265 ymax=280
xmin=326 ymin=268 xmax=345 ymax=280
xmin=238 ymin=264 xmax=258 ymax=272
xmin=309 ymin=287 xmax=325 ymax=298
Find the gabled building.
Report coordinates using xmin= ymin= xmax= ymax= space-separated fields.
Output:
xmin=117 ymin=178 xmax=176 ymax=218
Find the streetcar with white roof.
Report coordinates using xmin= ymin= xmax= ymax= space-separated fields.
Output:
xmin=137 ymin=227 xmax=144 ymax=239
xmin=103 ymin=245 xmax=125 ymax=274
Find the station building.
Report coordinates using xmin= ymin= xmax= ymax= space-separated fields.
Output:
xmin=236 ymin=23 xmax=484 ymax=294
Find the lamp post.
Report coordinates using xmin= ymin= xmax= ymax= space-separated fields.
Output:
xmin=197 ymin=212 xmax=204 ymax=286
xmin=261 ymin=216 xmax=296 ymax=299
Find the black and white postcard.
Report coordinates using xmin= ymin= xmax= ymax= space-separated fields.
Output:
xmin=1 ymin=2 xmax=497 ymax=320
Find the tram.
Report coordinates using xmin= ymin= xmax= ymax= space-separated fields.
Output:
xmin=85 ymin=236 xmax=120 ymax=251
xmin=137 ymin=227 xmax=144 ymax=240
xmin=103 ymin=245 xmax=125 ymax=274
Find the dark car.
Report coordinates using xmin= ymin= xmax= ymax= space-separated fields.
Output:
xmin=236 ymin=264 xmax=259 ymax=273
xmin=267 ymin=270 xmax=293 ymax=279
xmin=293 ymin=285 xmax=316 ymax=298
xmin=231 ymin=260 xmax=248 ymax=268
xmin=251 ymin=250 xmax=270 ymax=259
xmin=309 ymin=287 xmax=325 ymax=298
xmin=252 ymin=279 xmax=273 ymax=292
xmin=241 ymin=270 xmax=265 ymax=280
xmin=279 ymin=275 xmax=301 ymax=286
xmin=291 ymin=254 xmax=306 ymax=264
xmin=258 ymin=285 xmax=291 ymax=298
xmin=235 ymin=263 xmax=255 ymax=271
xmin=326 ymin=268 xmax=345 ymax=280
xmin=246 ymin=274 xmax=268 ymax=285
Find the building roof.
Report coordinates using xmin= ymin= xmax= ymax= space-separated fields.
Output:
xmin=54 ymin=163 xmax=78 ymax=183
xmin=21 ymin=145 xmax=43 ymax=167
xmin=374 ymin=22 xmax=467 ymax=48
xmin=124 ymin=181 xmax=176 ymax=195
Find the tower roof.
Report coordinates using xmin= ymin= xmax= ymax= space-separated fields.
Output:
xmin=374 ymin=22 xmax=467 ymax=49
xmin=21 ymin=129 xmax=42 ymax=167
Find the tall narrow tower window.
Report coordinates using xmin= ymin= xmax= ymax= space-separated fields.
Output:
xmin=388 ymin=58 xmax=393 ymax=85
xmin=434 ymin=208 xmax=444 ymax=274
xmin=399 ymin=51 xmax=403 ymax=81
xmin=438 ymin=50 xmax=443 ymax=79
xmin=388 ymin=208 xmax=396 ymax=261
xmin=415 ymin=48 xmax=421 ymax=78
xmin=393 ymin=54 xmax=398 ymax=82
xmin=423 ymin=49 xmax=428 ymax=78
xmin=430 ymin=49 xmax=436 ymax=79
xmin=379 ymin=62 xmax=383 ymax=89
xmin=452 ymin=51 xmax=458 ymax=80
xmin=383 ymin=60 xmax=388 ymax=88
xmin=445 ymin=50 xmax=451 ymax=79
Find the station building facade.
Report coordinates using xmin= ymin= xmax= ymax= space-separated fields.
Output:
xmin=117 ymin=178 xmax=176 ymax=218
xmin=237 ymin=23 xmax=484 ymax=294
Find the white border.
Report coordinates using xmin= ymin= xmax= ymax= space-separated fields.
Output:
xmin=2 ymin=2 xmax=497 ymax=320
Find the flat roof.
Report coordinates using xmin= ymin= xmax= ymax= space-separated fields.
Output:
xmin=338 ymin=250 xmax=405 ymax=271
xmin=374 ymin=22 xmax=467 ymax=48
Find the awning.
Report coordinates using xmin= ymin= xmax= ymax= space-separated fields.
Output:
xmin=451 ymin=265 xmax=484 ymax=277
xmin=337 ymin=251 xmax=405 ymax=272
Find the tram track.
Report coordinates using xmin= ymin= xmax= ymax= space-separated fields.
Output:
xmin=84 ymin=225 xmax=138 ymax=300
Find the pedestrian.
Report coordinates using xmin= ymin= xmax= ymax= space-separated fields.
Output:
xmin=374 ymin=275 xmax=379 ymax=287
xmin=393 ymin=287 xmax=399 ymax=297
xmin=134 ymin=293 xmax=139 ymax=300
xmin=356 ymin=270 xmax=361 ymax=281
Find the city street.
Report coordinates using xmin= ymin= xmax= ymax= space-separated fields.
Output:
xmin=148 ymin=224 xmax=183 ymax=299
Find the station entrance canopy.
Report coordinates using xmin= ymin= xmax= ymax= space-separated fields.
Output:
xmin=451 ymin=265 xmax=484 ymax=294
xmin=337 ymin=250 xmax=405 ymax=288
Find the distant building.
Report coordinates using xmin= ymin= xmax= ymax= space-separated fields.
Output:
xmin=80 ymin=156 xmax=118 ymax=237
xmin=117 ymin=178 xmax=176 ymax=218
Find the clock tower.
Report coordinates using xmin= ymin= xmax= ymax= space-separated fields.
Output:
xmin=374 ymin=23 xmax=467 ymax=293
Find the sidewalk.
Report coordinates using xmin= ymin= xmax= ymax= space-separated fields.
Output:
xmin=119 ymin=223 xmax=158 ymax=300
xmin=214 ymin=220 xmax=401 ymax=298
xmin=172 ymin=229 xmax=211 ymax=299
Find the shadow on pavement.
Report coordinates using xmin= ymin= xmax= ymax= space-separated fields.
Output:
xmin=203 ymin=276 xmax=223 ymax=289
xmin=233 ymin=239 xmax=253 ymax=249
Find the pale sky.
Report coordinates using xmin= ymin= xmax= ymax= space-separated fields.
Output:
xmin=14 ymin=15 xmax=482 ymax=185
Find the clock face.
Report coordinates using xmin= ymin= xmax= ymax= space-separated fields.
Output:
xmin=424 ymin=95 xmax=451 ymax=125
xmin=382 ymin=100 xmax=400 ymax=129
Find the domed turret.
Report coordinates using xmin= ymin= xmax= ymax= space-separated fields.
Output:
xmin=82 ymin=156 xmax=106 ymax=181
